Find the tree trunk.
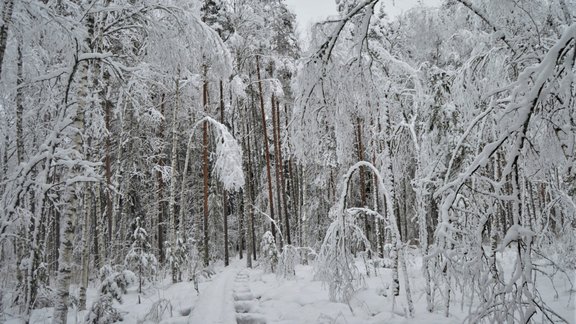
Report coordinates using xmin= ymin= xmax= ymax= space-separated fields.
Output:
xmin=356 ymin=119 xmax=369 ymax=255
xmin=112 ymin=106 xmax=127 ymax=262
xmin=285 ymin=105 xmax=299 ymax=245
xmin=52 ymin=193 xmax=78 ymax=324
xmin=399 ymin=245 xmax=414 ymax=317
xmin=277 ymin=102 xmax=291 ymax=245
xmin=170 ymin=78 xmax=181 ymax=240
xmin=271 ymin=95 xmax=285 ymax=247
xmin=245 ymin=111 xmax=257 ymax=260
xmin=220 ymin=80 xmax=230 ymax=266
xmin=23 ymin=158 xmax=52 ymax=319
xmin=300 ymin=166 xmax=307 ymax=247
xmin=256 ymin=55 xmax=276 ymax=241
xmin=417 ymin=185 xmax=432 ymax=312
xmin=0 ymin=0 xmax=14 ymax=78
xmin=156 ymin=94 xmax=166 ymax=264
xmin=52 ymin=52 xmax=89 ymax=324
xmin=202 ymin=66 xmax=210 ymax=266
xmin=16 ymin=43 xmax=24 ymax=164
xmin=241 ymin=107 xmax=253 ymax=267
xmin=78 ymin=186 xmax=92 ymax=311
xmin=2 ymin=126 xmax=8 ymax=189
xmin=170 ymin=76 xmax=181 ymax=282
xmin=383 ymin=116 xmax=401 ymax=298
xmin=104 ymin=98 xmax=113 ymax=247
xmin=95 ymin=184 xmax=106 ymax=269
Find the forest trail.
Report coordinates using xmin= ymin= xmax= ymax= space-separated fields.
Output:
xmin=189 ymin=265 xmax=238 ymax=324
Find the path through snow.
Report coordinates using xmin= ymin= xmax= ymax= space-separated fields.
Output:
xmin=234 ymin=270 xmax=267 ymax=324
xmin=189 ymin=266 xmax=238 ymax=324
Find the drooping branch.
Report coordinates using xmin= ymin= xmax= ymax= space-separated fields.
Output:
xmin=436 ymin=23 xmax=576 ymax=214
xmin=179 ymin=116 xmax=245 ymax=227
xmin=313 ymin=0 xmax=380 ymax=65
xmin=455 ymin=0 xmax=517 ymax=55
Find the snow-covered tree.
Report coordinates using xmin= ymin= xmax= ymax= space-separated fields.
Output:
xmin=124 ymin=217 xmax=157 ymax=303
xmin=166 ymin=234 xmax=187 ymax=284
xmin=1 ymin=0 xmax=574 ymax=322
xmin=86 ymin=266 xmax=136 ymax=324
xmin=260 ymin=231 xmax=279 ymax=273
xmin=277 ymin=245 xmax=300 ymax=279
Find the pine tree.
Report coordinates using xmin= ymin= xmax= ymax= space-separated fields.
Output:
xmin=124 ymin=217 xmax=157 ymax=304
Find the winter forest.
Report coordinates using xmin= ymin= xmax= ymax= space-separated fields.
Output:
xmin=0 ymin=0 xmax=575 ymax=323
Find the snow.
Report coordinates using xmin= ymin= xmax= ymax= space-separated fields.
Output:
xmin=188 ymin=266 xmax=237 ymax=324
xmin=4 ymin=248 xmax=574 ymax=324
xmin=497 ymin=224 xmax=536 ymax=252
xmin=188 ymin=116 xmax=245 ymax=192
xmin=4 ymin=2 xmax=576 ymax=324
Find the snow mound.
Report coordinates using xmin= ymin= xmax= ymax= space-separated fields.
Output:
xmin=234 ymin=286 xmax=251 ymax=294
xmin=234 ymin=292 xmax=255 ymax=301
xmin=234 ymin=301 xmax=256 ymax=313
xmin=236 ymin=313 xmax=267 ymax=324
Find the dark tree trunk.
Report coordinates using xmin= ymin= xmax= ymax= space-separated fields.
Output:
xmin=256 ymin=55 xmax=276 ymax=240
xmin=271 ymin=95 xmax=284 ymax=247
xmin=220 ymin=80 xmax=230 ymax=266
xmin=202 ymin=67 xmax=210 ymax=267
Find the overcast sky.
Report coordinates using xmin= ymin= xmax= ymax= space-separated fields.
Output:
xmin=284 ymin=0 xmax=443 ymax=40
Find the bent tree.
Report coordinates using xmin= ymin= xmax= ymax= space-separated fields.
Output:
xmin=180 ymin=116 xmax=245 ymax=267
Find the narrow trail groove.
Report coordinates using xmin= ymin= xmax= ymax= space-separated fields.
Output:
xmin=189 ymin=267 xmax=238 ymax=324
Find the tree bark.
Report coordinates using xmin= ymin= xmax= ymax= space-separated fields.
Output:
xmin=170 ymin=77 xmax=181 ymax=242
xmin=156 ymin=94 xmax=166 ymax=264
xmin=52 ymin=51 xmax=89 ymax=324
xmin=271 ymin=95 xmax=285 ymax=247
xmin=0 ymin=0 xmax=15 ymax=78
xmin=16 ymin=43 xmax=24 ymax=164
xmin=256 ymin=55 xmax=276 ymax=241
xmin=220 ymin=80 xmax=230 ymax=266
xmin=95 ymin=184 xmax=106 ymax=269
xmin=241 ymin=105 xmax=253 ymax=267
xmin=276 ymin=101 xmax=291 ymax=245
xmin=382 ymin=109 xmax=400 ymax=297
xmin=170 ymin=76 xmax=181 ymax=282
xmin=78 ymin=186 xmax=92 ymax=311
xmin=202 ymin=66 xmax=210 ymax=266
xmin=52 ymin=194 xmax=78 ymax=324
xmin=284 ymin=102 xmax=299 ymax=245
xmin=355 ymin=119 xmax=369 ymax=254
xmin=245 ymin=109 xmax=257 ymax=260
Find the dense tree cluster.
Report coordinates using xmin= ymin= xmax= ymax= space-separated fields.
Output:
xmin=0 ymin=0 xmax=574 ymax=323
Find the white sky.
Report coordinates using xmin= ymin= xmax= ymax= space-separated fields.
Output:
xmin=284 ymin=0 xmax=443 ymax=40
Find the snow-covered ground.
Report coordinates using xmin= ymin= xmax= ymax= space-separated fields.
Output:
xmin=5 ymin=249 xmax=575 ymax=324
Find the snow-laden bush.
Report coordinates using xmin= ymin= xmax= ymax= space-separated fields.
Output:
xmin=314 ymin=207 xmax=368 ymax=303
xmin=85 ymin=295 xmax=123 ymax=324
xmin=99 ymin=268 xmax=136 ymax=304
xmin=277 ymin=245 xmax=299 ymax=279
xmin=187 ymin=238 xmax=200 ymax=288
xmin=141 ymin=298 xmax=173 ymax=324
xmin=260 ymin=231 xmax=278 ymax=273
xmin=86 ymin=266 xmax=136 ymax=324
xmin=551 ymin=229 xmax=576 ymax=270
